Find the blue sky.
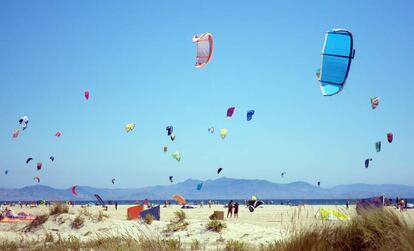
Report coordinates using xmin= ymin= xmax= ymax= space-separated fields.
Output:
xmin=0 ymin=1 xmax=413 ymax=189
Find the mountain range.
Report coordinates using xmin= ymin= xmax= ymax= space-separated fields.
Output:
xmin=1 ymin=178 xmax=414 ymax=201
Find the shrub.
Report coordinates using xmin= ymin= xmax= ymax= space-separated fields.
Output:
xmin=49 ymin=203 xmax=69 ymax=215
xmin=225 ymin=240 xmax=249 ymax=251
xmin=71 ymin=215 xmax=84 ymax=229
xmin=206 ymin=220 xmax=226 ymax=233
xmin=23 ymin=214 xmax=49 ymax=232
xmin=191 ymin=239 xmax=201 ymax=250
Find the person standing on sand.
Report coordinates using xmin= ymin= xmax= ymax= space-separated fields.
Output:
xmin=227 ymin=200 xmax=233 ymax=218
xmin=234 ymin=202 xmax=239 ymax=218
xmin=115 ymin=201 xmax=118 ymax=210
xmin=346 ymin=201 xmax=349 ymax=209
xmin=208 ymin=199 xmax=211 ymax=208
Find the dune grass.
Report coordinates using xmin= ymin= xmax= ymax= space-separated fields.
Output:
xmin=49 ymin=203 xmax=69 ymax=216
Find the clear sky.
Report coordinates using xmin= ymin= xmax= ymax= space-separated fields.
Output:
xmin=1 ymin=1 xmax=413 ymax=189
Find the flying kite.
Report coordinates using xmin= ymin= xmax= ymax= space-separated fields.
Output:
xmin=71 ymin=186 xmax=78 ymax=196
xmin=26 ymin=158 xmax=33 ymax=164
xmin=226 ymin=107 xmax=235 ymax=118
xmin=317 ymin=29 xmax=355 ymax=96
xmin=166 ymin=126 xmax=173 ymax=136
xmin=371 ymin=97 xmax=380 ymax=109
xmin=37 ymin=162 xmax=42 ymax=170
xmin=55 ymin=131 xmax=61 ymax=137
xmin=281 ymin=172 xmax=286 ymax=178
xmin=387 ymin=132 xmax=393 ymax=143
xmin=84 ymin=90 xmax=89 ymax=100
xmin=50 ymin=156 xmax=54 ymax=162
xmin=19 ymin=116 xmax=29 ymax=130
xmin=12 ymin=129 xmax=19 ymax=139
xmin=170 ymin=134 xmax=176 ymax=141
xmin=196 ymin=183 xmax=203 ymax=191
xmin=5 ymin=170 xmax=8 ymax=175
xmin=112 ymin=178 xmax=115 ymax=184
xmin=208 ymin=127 xmax=214 ymax=134
xmin=34 ymin=177 xmax=40 ymax=183
xmin=125 ymin=123 xmax=135 ymax=133
xmin=217 ymin=168 xmax=223 ymax=174
xmin=192 ymin=33 xmax=214 ymax=68
xmin=365 ymin=158 xmax=372 ymax=168
xmin=375 ymin=141 xmax=381 ymax=152
xmin=247 ymin=110 xmax=255 ymax=121
xmin=173 ymin=194 xmax=186 ymax=205
xmin=169 ymin=176 xmax=173 ymax=183
xmin=172 ymin=151 xmax=181 ymax=162
xmin=163 ymin=146 xmax=168 ymax=152
xmin=220 ymin=128 xmax=227 ymax=139
xmin=317 ymin=181 xmax=321 ymax=187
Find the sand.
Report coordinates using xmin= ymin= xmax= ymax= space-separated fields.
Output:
xmin=1 ymin=203 xmax=413 ymax=250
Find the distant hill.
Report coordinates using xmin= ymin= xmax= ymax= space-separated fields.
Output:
xmin=1 ymin=178 xmax=414 ymax=201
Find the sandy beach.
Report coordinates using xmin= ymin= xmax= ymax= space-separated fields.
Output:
xmin=1 ymin=203 xmax=413 ymax=250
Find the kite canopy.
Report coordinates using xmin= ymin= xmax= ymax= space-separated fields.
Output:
xmin=26 ymin=158 xmax=33 ymax=164
xmin=5 ymin=170 xmax=8 ymax=175
xmin=365 ymin=158 xmax=372 ymax=168
xmin=193 ymin=33 xmax=214 ymax=68
xmin=387 ymin=132 xmax=393 ymax=143
xmin=84 ymin=90 xmax=89 ymax=100
xmin=50 ymin=156 xmax=54 ymax=162
xmin=55 ymin=131 xmax=61 ymax=137
xmin=125 ymin=123 xmax=135 ymax=133
xmin=371 ymin=97 xmax=380 ymax=109
xmin=19 ymin=116 xmax=29 ymax=130
xmin=196 ymin=183 xmax=203 ymax=191
xmin=112 ymin=178 xmax=115 ymax=184
xmin=251 ymin=195 xmax=257 ymax=201
xmin=173 ymin=194 xmax=186 ymax=205
xmin=220 ymin=128 xmax=227 ymax=139
xmin=163 ymin=146 xmax=168 ymax=152
xmin=12 ymin=129 xmax=19 ymax=139
xmin=208 ymin=127 xmax=214 ymax=134
xmin=217 ymin=168 xmax=223 ymax=174
xmin=281 ymin=172 xmax=286 ymax=178
xmin=375 ymin=141 xmax=381 ymax=152
xmin=247 ymin=110 xmax=255 ymax=121
xmin=37 ymin=162 xmax=42 ymax=171
xmin=226 ymin=107 xmax=235 ymax=118
xmin=170 ymin=134 xmax=176 ymax=141
xmin=318 ymin=208 xmax=350 ymax=221
xmin=169 ymin=176 xmax=173 ymax=183
xmin=34 ymin=177 xmax=40 ymax=183
xmin=166 ymin=126 xmax=173 ymax=136
xmin=318 ymin=29 xmax=355 ymax=96
xmin=72 ymin=186 xmax=78 ymax=196
xmin=172 ymin=151 xmax=181 ymax=162
xmin=317 ymin=181 xmax=321 ymax=187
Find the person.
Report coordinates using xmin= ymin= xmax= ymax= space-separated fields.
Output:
xmin=234 ymin=202 xmax=239 ymax=218
xmin=164 ymin=200 xmax=168 ymax=208
xmin=208 ymin=199 xmax=211 ymax=209
xmin=200 ymin=201 xmax=204 ymax=208
xmin=227 ymin=200 xmax=233 ymax=218
xmin=115 ymin=201 xmax=118 ymax=210
xmin=400 ymin=199 xmax=405 ymax=212
xmin=346 ymin=201 xmax=349 ymax=209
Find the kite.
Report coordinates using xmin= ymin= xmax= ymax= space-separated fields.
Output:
xmin=220 ymin=128 xmax=227 ymax=139
xmin=317 ymin=29 xmax=355 ymax=96
xmin=37 ymin=162 xmax=42 ymax=170
xmin=163 ymin=146 xmax=168 ymax=152
xmin=217 ymin=168 xmax=223 ymax=174
xmin=125 ymin=123 xmax=135 ymax=133
xmin=55 ymin=131 xmax=61 ymax=137
xmin=26 ymin=158 xmax=33 ymax=164
xmin=19 ymin=116 xmax=29 ymax=130
xmin=192 ymin=33 xmax=214 ymax=68
xmin=50 ymin=156 xmax=54 ymax=162
xmin=172 ymin=151 xmax=181 ymax=162
xmin=112 ymin=178 xmax=115 ymax=184
xmin=84 ymin=90 xmax=89 ymax=100
xmin=208 ymin=127 xmax=214 ymax=134
xmin=281 ymin=172 xmax=286 ymax=178
xmin=371 ymin=97 xmax=380 ymax=109
xmin=166 ymin=126 xmax=173 ymax=136
xmin=173 ymin=194 xmax=186 ymax=205
xmin=247 ymin=110 xmax=255 ymax=121
xmin=375 ymin=141 xmax=381 ymax=152
xmin=317 ymin=181 xmax=321 ymax=187
xmin=316 ymin=68 xmax=321 ymax=81
xmin=387 ymin=132 xmax=393 ymax=143
xmin=5 ymin=170 xmax=8 ymax=175
xmin=170 ymin=134 xmax=176 ymax=141
xmin=34 ymin=177 xmax=40 ymax=183
xmin=12 ymin=129 xmax=19 ymax=139
xmin=71 ymin=186 xmax=78 ymax=196
xmin=169 ymin=176 xmax=173 ymax=183
xmin=196 ymin=183 xmax=203 ymax=191
xmin=226 ymin=107 xmax=235 ymax=118
xmin=365 ymin=158 xmax=372 ymax=168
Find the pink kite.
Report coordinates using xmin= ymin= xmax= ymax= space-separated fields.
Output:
xmin=193 ymin=33 xmax=214 ymax=68
xmin=71 ymin=186 xmax=78 ymax=196
xmin=37 ymin=162 xmax=42 ymax=170
xmin=55 ymin=131 xmax=61 ymax=137
xmin=12 ymin=129 xmax=19 ymax=139
xmin=226 ymin=107 xmax=236 ymax=118
xmin=84 ymin=91 xmax=89 ymax=100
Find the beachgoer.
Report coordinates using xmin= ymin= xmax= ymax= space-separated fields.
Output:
xmin=346 ymin=201 xmax=349 ymax=209
xmin=227 ymin=200 xmax=233 ymax=218
xmin=208 ymin=199 xmax=211 ymax=208
xmin=115 ymin=201 xmax=118 ymax=210
xmin=200 ymin=201 xmax=204 ymax=208
xmin=234 ymin=202 xmax=239 ymax=218
xmin=400 ymin=199 xmax=405 ymax=212
xmin=164 ymin=200 xmax=167 ymax=208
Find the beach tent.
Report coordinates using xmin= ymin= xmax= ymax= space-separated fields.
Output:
xmin=318 ymin=208 xmax=350 ymax=221
xmin=139 ymin=205 xmax=160 ymax=221
xmin=127 ymin=205 xmax=144 ymax=220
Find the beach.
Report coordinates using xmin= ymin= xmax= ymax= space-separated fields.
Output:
xmin=1 ymin=203 xmax=414 ymax=250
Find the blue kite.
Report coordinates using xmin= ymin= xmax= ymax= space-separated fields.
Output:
xmin=196 ymin=183 xmax=203 ymax=191
xmin=247 ymin=110 xmax=255 ymax=121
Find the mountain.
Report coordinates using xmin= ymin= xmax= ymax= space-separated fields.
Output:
xmin=1 ymin=178 xmax=414 ymax=201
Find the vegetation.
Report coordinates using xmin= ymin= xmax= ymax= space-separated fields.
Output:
xmin=165 ymin=210 xmax=189 ymax=232
xmin=206 ymin=220 xmax=227 ymax=233
xmin=71 ymin=215 xmax=85 ymax=229
xmin=22 ymin=214 xmax=49 ymax=232
xmin=144 ymin=213 xmax=154 ymax=225
xmin=49 ymin=203 xmax=69 ymax=215
xmin=225 ymin=240 xmax=250 ymax=251
xmin=190 ymin=239 xmax=201 ymax=250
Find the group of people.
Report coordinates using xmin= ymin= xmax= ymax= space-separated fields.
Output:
xmin=396 ymin=197 xmax=410 ymax=211
xmin=227 ymin=200 xmax=239 ymax=218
